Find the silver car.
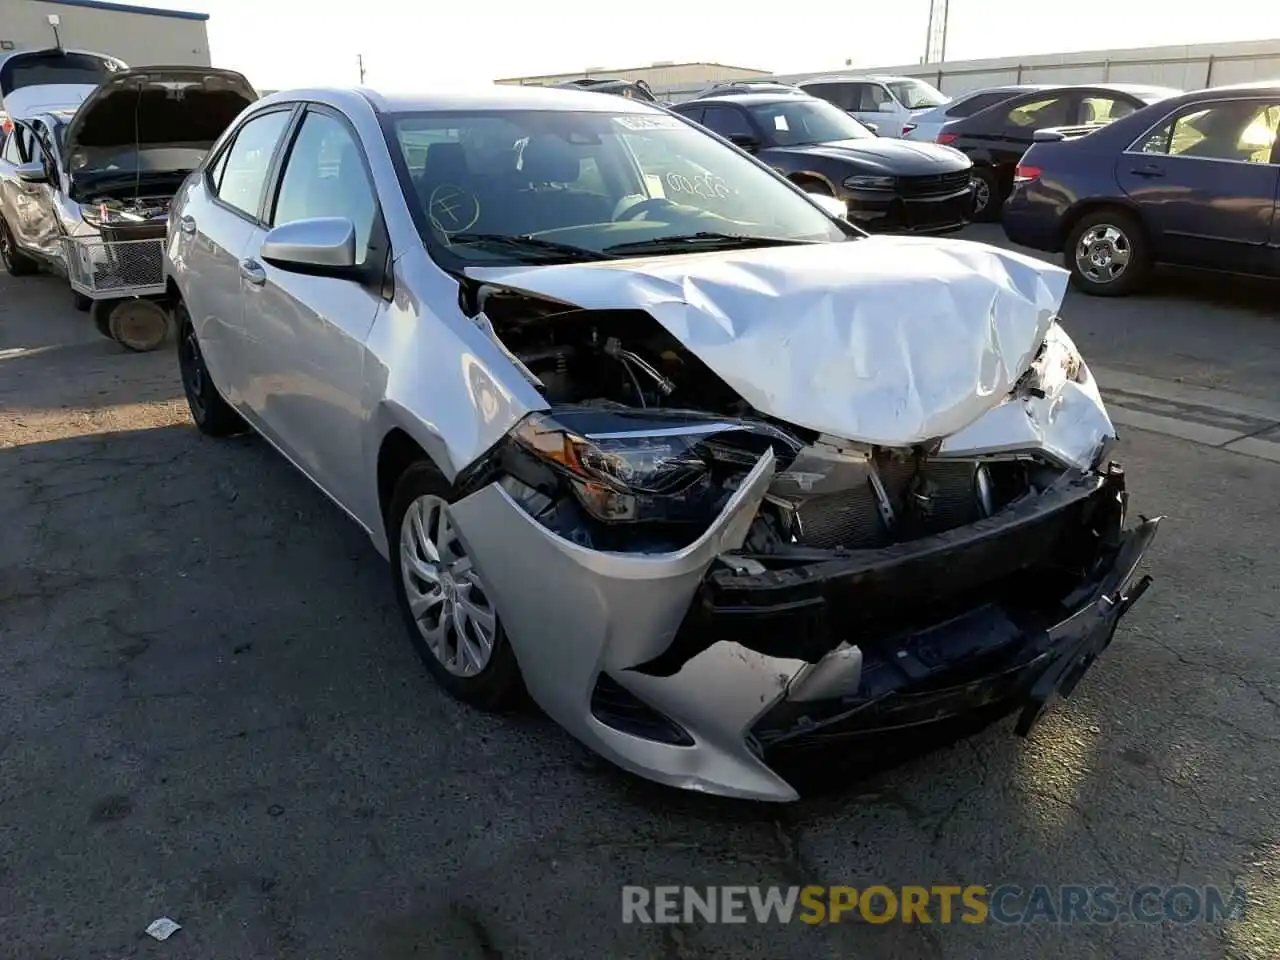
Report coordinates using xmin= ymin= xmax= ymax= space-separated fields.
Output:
xmin=165 ymin=85 xmax=1159 ymax=802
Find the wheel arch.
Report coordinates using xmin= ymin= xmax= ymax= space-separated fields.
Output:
xmin=787 ymin=170 xmax=837 ymax=194
xmin=1058 ymin=198 xmax=1148 ymax=252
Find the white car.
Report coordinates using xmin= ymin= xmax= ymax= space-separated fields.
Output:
xmin=902 ymin=84 xmax=1053 ymax=142
xmin=798 ymin=74 xmax=949 ymax=137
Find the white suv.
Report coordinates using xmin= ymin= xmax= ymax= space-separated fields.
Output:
xmin=798 ymin=74 xmax=949 ymax=138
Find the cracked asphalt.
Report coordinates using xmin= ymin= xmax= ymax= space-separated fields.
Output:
xmin=2 ymin=243 xmax=1278 ymax=960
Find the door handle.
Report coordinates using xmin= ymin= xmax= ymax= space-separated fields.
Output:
xmin=179 ymin=215 xmax=197 ymax=235
xmin=239 ymin=258 xmax=266 ymax=286
xmin=1129 ymin=164 xmax=1165 ymax=178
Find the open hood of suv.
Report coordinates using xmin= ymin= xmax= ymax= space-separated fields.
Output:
xmin=468 ymin=236 xmax=1070 ymax=447
xmin=63 ymin=66 xmax=257 ymax=162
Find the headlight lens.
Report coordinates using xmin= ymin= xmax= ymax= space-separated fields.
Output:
xmin=79 ymin=203 xmax=148 ymax=228
xmin=843 ymin=174 xmax=896 ymax=190
xmin=510 ymin=411 xmax=796 ymax=524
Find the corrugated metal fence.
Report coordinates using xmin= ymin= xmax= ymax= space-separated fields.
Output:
xmin=658 ymin=38 xmax=1280 ymax=101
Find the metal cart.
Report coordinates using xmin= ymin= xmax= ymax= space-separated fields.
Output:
xmin=63 ymin=227 xmax=171 ymax=352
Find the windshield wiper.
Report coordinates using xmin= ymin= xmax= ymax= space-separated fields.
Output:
xmin=445 ymin=233 xmax=612 ymax=262
xmin=603 ymin=232 xmax=817 ymax=255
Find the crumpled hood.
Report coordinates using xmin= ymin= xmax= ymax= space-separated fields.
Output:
xmin=467 ymin=236 xmax=1069 ymax=447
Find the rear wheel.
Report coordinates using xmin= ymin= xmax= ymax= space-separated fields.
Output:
xmin=0 ymin=217 xmax=38 ymax=276
xmin=970 ymin=167 xmax=1002 ymax=222
xmin=175 ymin=301 xmax=245 ymax=436
xmin=1065 ymin=209 xmax=1151 ymax=297
xmin=387 ymin=461 xmax=524 ymax=712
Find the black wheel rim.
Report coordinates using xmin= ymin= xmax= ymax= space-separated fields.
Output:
xmin=179 ymin=326 xmax=207 ymax=421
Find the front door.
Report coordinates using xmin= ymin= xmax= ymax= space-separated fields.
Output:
xmin=1119 ymin=97 xmax=1280 ymax=274
xmin=243 ymin=105 xmax=385 ymax=512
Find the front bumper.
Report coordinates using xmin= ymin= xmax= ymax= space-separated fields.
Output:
xmin=844 ymin=184 xmax=973 ymax=234
xmin=450 ymin=455 xmax=1158 ymax=802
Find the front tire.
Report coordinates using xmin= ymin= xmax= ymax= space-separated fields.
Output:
xmin=0 ymin=217 xmax=38 ymax=276
xmin=175 ymin=301 xmax=245 ymax=436
xmin=387 ymin=461 xmax=524 ymax=712
xmin=1065 ymin=209 xmax=1150 ymax=297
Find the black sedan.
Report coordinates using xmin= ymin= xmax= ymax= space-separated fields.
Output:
xmin=671 ymin=93 xmax=974 ymax=234
xmin=934 ymin=83 xmax=1180 ymax=221
xmin=1003 ymin=83 xmax=1280 ymax=296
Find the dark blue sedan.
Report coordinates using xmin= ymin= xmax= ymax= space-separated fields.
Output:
xmin=1002 ymin=83 xmax=1280 ymax=296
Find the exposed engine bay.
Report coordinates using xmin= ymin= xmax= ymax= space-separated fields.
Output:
xmin=462 ymin=282 xmax=1071 ymax=559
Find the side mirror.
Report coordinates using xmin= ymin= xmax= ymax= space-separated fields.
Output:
xmin=728 ymin=133 xmax=760 ymax=152
xmin=260 ymin=217 xmax=357 ymax=276
xmin=15 ymin=162 xmax=47 ymax=184
xmin=877 ymin=101 xmax=898 ymax=113
xmin=863 ymin=123 xmax=880 ymax=135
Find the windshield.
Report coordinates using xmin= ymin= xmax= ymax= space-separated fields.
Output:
xmin=387 ymin=108 xmax=848 ymax=266
xmin=747 ymin=98 xmax=875 ymax=146
xmin=887 ymin=79 xmax=948 ymax=110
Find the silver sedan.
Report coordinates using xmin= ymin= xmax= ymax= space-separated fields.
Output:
xmin=165 ymin=85 xmax=1158 ymax=802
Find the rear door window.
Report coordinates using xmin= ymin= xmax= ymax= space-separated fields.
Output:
xmin=946 ymin=91 xmax=1017 ymax=118
xmin=1004 ymin=96 xmax=1072 ymax=130
xmin=1136 ymin=100 xmax=1280 ymax=164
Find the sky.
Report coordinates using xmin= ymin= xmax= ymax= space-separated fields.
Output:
xmin=125 ymin=0 xmax=1279 ymax=92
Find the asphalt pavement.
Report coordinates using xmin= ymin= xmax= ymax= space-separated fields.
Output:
xmin=1 ymin=233 xmax=1278 ymax=960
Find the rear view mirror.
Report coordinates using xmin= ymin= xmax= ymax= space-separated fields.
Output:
xmin=261 ymin=217 xmax=357 ymax=275
xmin=15 ymin=162 xmax=47 ymax=184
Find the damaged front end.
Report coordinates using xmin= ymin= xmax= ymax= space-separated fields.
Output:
xmin=444 ymin=262 xmax=1158 ymax=802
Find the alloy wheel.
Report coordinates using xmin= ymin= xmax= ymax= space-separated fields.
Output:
xmin=1075 ymin=224 xmax=1131 ymax=284
xmin=399 ymin=494 xmax=497 ymax=678
xmin=972 ymin=178 xmax=991 ymax=215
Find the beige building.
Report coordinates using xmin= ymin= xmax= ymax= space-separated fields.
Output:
xmin=495 ymin=61 xmax=770 ymax=98
xmin=0 ymin=0 xmax=211 ymax=67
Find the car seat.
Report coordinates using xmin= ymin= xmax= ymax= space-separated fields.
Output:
xmin=510 ymin=136 xmax=612 ymax=233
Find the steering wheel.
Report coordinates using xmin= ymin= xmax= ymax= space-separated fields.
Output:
xmin=615 ymin=197 xmax=681 ymax=221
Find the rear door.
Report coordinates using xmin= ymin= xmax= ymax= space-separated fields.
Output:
xmin=178 ymin=105 xmax=295 ymax=404
xmin=1118 ymin=97 xmax=1280 ymax=273
xmin=244 ymin=104 xmax=386 ymax=509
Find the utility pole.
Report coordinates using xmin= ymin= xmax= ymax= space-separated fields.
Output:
xmin=923 ymin=0 xmax=949 ymax=65
xmin=358 ymin=54 xmax=366 ymax=84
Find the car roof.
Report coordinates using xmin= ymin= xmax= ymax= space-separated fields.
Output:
xmin=258 ymin=84 xmax=662 ymax=116
xmin=675 ymin=93 xmax=820 ymax=107
xmin=1195 ymin=80 xmax=1280 ymax=96
xmin=799 ymin=74 xmax=925 ymax=84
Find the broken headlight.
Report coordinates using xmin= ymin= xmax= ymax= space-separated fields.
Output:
xmin=1021 ymin=321 xmax=1088 ymax=397
xmin=509 ymin=410 xmax=795 ymax=524
xmin=79 ymin=202 xmax=146 ymax=228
